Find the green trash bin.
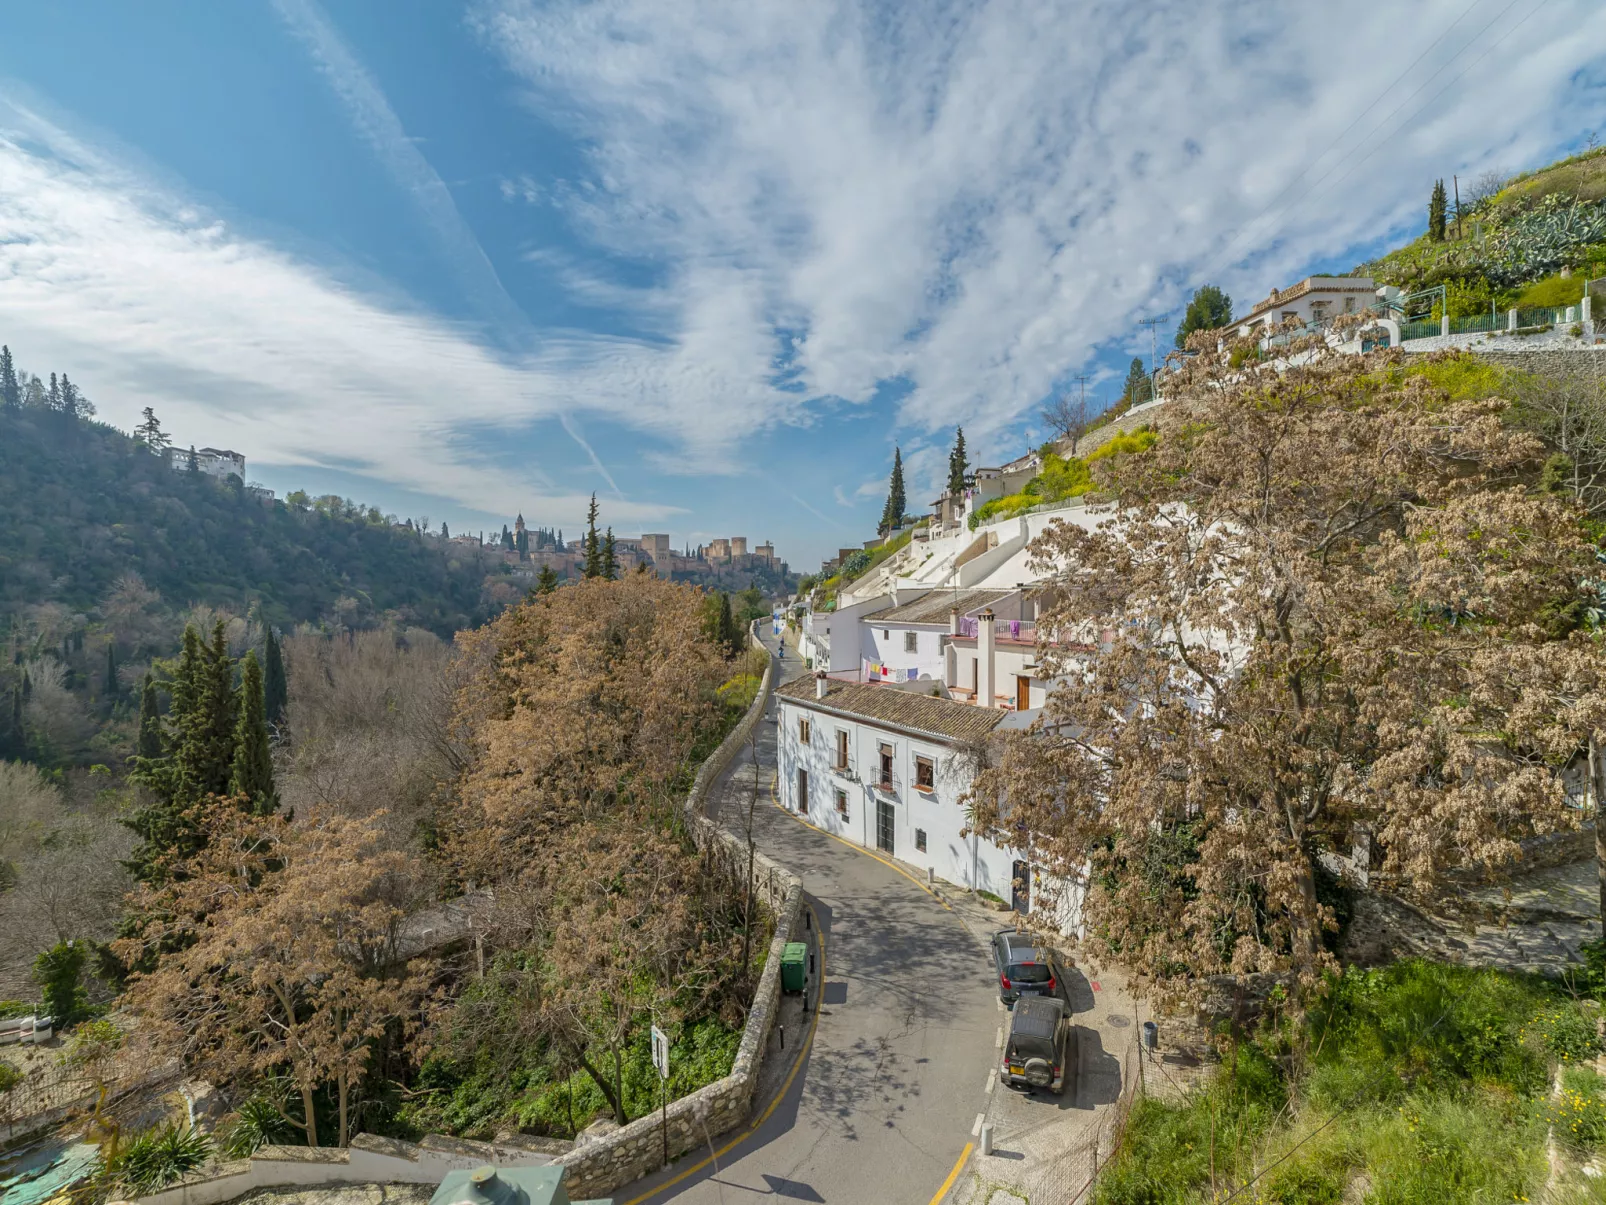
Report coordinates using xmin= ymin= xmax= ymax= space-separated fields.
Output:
xmin=780 ymin=942 xmax=807 ymax=993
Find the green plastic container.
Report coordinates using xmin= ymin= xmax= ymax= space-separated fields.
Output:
xmin=780 ymin=941 xmax=808 ymax=993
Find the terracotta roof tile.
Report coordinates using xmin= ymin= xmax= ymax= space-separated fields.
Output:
xmin=776 ymin=676 xmax=1007 ymax=743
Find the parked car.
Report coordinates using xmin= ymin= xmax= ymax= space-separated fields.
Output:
xmin=991 ymin=928 xmax=1066 ymax=1005
xmin=1001 ymin=994 xmax=1075 ymax=1095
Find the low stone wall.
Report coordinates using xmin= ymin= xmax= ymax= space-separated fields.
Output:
xmin=124 ymin=1133 xmax=561 ymax=1205
xmin=553 ymin=635 xmax=806 ymax=1198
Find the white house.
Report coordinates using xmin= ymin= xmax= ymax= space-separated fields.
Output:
xmin=167 ymin=445 xmax=247 ymax=481
xmin=1231 ymin=276 xmax=1376 ymax=337
xmin=777 ymin=673 xmax=1067 ymax=915
xmin=857 ymin=587 xmax=1024 ymax=686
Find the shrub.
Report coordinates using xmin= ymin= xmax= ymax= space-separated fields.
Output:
xmin=109 ymin=1124 xmax=213 ymax=1194
xmin=0 ymin=1059 xmax=20 ymax=1093
xmin=219 ymin=1091 xmax=300 ymax=1158
xmin=1516 ymin=273 xmax=1587 ymax=309
xmin=32 ymin=940 xmax=87 ymax=1026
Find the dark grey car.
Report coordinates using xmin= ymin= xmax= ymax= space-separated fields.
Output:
xmin=1001 ymin=994 xmax=1075 ymax=1095
xmin=991 ymin=928 xmax=1065 ymax=1005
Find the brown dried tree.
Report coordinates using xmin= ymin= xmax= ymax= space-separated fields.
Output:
xmin=117 ymin=804 xmax=430 ymax=1146
xmin=967 ymin=343 xmax=1599 ymax=1002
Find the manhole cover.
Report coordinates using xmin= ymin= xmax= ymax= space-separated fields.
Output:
xmin=1107 ymin=1014 xmax=1131 ymax=1028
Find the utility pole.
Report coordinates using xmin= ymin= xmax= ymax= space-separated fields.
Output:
xmin=1453 ymin=174 xmax=1462 ymax=241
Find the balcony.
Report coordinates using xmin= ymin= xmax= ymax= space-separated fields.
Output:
xmin=956 ymin=617 xmax=1039 ymax=644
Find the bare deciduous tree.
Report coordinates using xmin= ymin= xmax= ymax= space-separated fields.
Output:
xmin=1040 ymin=393 xmax=1093 ymax=455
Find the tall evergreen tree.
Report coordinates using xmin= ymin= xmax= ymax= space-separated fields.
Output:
xmin=0 ymin=346 xmax=18 ymax=411
xmin=1429 ymin=178 xmax=1448 ymax=241
xmin=134 ymin=407 xmax=169 ymax=452
xmin=501 ymin=525 xmax=513 ymax=551
xmin=441 ymin=521 xmax=450 ymax=539
xmin=186 ymin=445 xmax=200 ymax=474
xmin=104 ymin=642 xmax=118 ymax=701
xmin=47 ymin=373 xmax=60 ymax=411
xmin=583 ymin=494 xmax=603 ymax=578
xmin=603 ymin=528 xmax=618 ymax=580
xmin=137 ymin=674 xmax=163 ymax=761
xmin=948 ymin=428 xmax=968 ymax=498
xmin=717 ymin=592 xmax=740 ymax=657
xmin=229 ymin=651 xmax=277 ymax=815
xmin=879 ymin=448 xmax=907 ymax=535
xmin=1121 ymin=357 xmax=1152 ymax=409
xmin=534 ymin=565 xmax=559 ymax=595
xmin=263 ymin=628 xmax=288 ymax=728
xmin=1175 ymin=284 xmax=1233 ymax=349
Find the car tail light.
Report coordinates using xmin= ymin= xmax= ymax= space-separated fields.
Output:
xmin=1000 ymin=974 xmax=1011 ymax=990
xmin=1047 ymin=976 xmax=1056 ymax=992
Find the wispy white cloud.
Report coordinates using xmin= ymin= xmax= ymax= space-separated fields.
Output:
xmin=476 ymin=0 xmax=1606 ymax=486
xmin=0 ymin=98 xmax=682 ymax=527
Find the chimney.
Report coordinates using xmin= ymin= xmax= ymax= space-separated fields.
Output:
xmin=815 ymin=671 xmax=828 ymax=701
xmin=949 ymin=607 xmax=961 ymax=636
xmin=978 ymin=608 xmax=996 ymax=709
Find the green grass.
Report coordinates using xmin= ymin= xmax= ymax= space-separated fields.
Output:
xmin=1096 ymin=960 xmax=1601 ymax=1205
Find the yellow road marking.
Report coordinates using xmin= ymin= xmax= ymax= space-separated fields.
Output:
xmin=619 ymin=903 xmax=825 ymax=1205
xmin=768 ymin=772 xmax=954 ymax=913
xmin=929 ymin=1142 xmax=974 ymax=1204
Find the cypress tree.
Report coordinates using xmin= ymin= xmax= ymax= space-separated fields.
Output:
xmin=535 ymin=565 xmax=559 ymax=595
xmin=186 ymin=445 xmax=200 ymax=474
xmin=583 ymin=494 xmax=603 ymax=578
xmin=880 ymin=448 xmax=906 ymax=535
xmin=229 ymin=651 xmax=277 ymax=815
xmin=137 ymin=674 xmax=162 ymax=761
xmin=603 ymin=528 xmax=618 ymax=580
xmin=0 ymin=346 xmax=18 ymax=411
xmin=948 ymin=428 xmax=968 ymax=498
xmin=104 ymin=643 xmax=117 ymax=701
xmin=263 ymin=628 xmax=288 ymax=728
xmin=717 ymin=592 xmax=739 ymax=656
xmin=1429 ymin=179 xmax=1448 ymax=241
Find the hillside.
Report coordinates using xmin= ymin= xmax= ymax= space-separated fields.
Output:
xmin=0 ymin=404 xmax=507 ymax=639
xmin=1357 ymin=144 xmax=1606 ymax=314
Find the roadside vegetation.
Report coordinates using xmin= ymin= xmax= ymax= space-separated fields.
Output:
xmin=1098 ymin=961 xmax=1602 ymax=1205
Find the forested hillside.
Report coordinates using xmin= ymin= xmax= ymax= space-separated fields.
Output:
xmin=0 ymin=403 xmax=504 ymax=638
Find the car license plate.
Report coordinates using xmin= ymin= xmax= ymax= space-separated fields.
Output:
xmin=1008 ymin=1064 xmax=1023 ymax=1075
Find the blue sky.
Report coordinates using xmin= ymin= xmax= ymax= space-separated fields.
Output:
xmin=2 ymin=2 xmax=1605 ymax=570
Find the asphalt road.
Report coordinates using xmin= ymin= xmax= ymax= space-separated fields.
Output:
xmin=619 ymin=630 xmax=1002 ymax=1205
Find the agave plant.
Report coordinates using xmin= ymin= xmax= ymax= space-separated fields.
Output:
xmin=218 ymin=1090 xmax=300 ymax=1158
xmin=1485 ymin=195 xmax=1606 ymax=286
xmin=108 ymin=1123 xmax=213 ymax=1194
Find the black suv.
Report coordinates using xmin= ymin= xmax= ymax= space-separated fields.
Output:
xmin=991 ymin=928 xmax=1065 ymax=1005
xmin=1001 ymin=994 xmax=1074 ymax=1095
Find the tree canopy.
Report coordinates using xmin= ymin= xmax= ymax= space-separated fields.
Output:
xmin=1174 ymin=284 xmax=1233 ymax=349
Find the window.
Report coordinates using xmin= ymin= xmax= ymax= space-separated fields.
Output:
xmin=915 ymin=828 xmax=927 ymax=852
xmin=799 ymin=717 xmax=811 ymax=744
xmin=971 ymin=658 xmax=979 ymax=693
xmin=797 ymin=768 xmax=809 ymax=815
xmin=915 ymin=755 xmax=934 ymax=791
xmin=1343 ymin=296 xmax=1357 ymax=314
xmin=904 ymin=631 xmax=918 ymax=653
xmin=883 ymin=629 xmax=890 ymax=640
xmin=835 ymin=729 xmax=850 ymax=771
xmin=878 ymin=743 xmax=895 ymax=788
xmin=835 ymin=788 xmax=848 ymax=817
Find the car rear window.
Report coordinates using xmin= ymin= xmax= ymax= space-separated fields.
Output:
xmin=1007 ymin=1034 xmax=1052 ymax=1061
xmin=1008 ymin=962 xmax=1051 ymax=983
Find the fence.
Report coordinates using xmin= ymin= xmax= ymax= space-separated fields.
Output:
xmin=1515 ymin=307 xmax=1561 ymax=329
xmin=1449 ymin=311 xmax=1503 ymax=335
xmin=1398 ymin=319 xmax=1440 ymax=342
xmin=956 ymin=617 xmax=1039 ymax=643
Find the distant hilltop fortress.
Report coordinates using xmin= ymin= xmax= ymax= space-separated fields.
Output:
xmin=459 ymin=516 xmax=785 ymax=583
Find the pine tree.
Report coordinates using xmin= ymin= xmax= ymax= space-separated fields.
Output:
xmin=47 ymin=373 xmax=60 ymax=411
xmin=948 ymin=428 xmax=968 ymax=498
xmin=263 ymin=628 xmax=288 ymax=728
xmin=535 ymin=565 xmax=559 ymax=595
xmin=0 ymin=346 xmax=18 ymax=411
xmin=1175 ymin=284 xmax=1233 ymax=349
xmin=603 ymin=528 xmax=618 ymax=580
xmin=879 ymin=448 xmax=907 ymax=535
xmin=1120 ymin=357 xmax=1152 ymax=409
xmin=583 ymin=494 xmax=603 ymax=578
xmin=134 ymin=406 xmax=169 ymax=452
xmin=137 ymin=674 xmax=163 ymax=761
xmin=229 ymin=651 xmax=277 ymax=815
xmin=1429 ymin=179 xmax=1448 ymax=241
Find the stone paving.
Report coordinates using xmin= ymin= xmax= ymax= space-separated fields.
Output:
xmin=230 ymin=1186 xmax=434 ymax=1205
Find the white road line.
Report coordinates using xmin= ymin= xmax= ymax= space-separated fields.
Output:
xmin=986 ymin=1069 xmax=997 ymax=1094
xmin=972 ymin=1112 xmax=986 ymax=1137
xmin=995 ymin=1026 xmax=1003 ymax=1049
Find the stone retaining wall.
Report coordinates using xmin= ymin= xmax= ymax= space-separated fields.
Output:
xmin=553 ymin=634 xmax=805 ymax=1198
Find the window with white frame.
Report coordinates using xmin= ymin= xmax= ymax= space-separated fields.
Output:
xmin=904 ymin=631 xmax=918 ymax=653
xmin=834 ymin=788 xmax=848 ymax=817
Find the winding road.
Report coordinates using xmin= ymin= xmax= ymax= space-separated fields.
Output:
xmin=618 ymin=629 xmax=1004 ymax=1204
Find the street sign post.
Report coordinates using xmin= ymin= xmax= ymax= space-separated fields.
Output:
xmin=651 ymin=1024 xmax=670 ymax=1163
